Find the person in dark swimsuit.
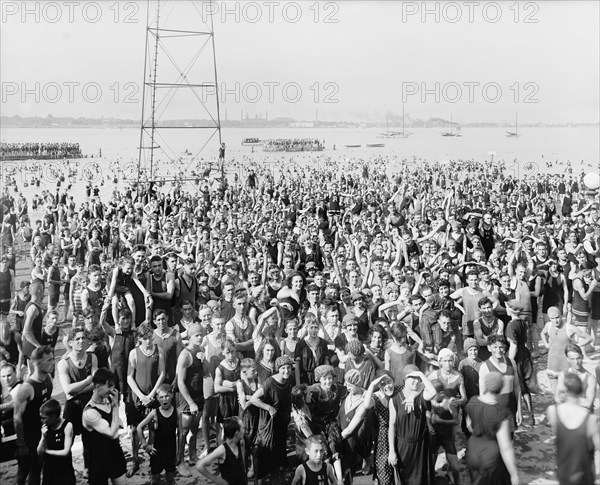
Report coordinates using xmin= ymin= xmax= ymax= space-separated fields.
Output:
xmin=547 ymin=373 xmax=598 ymax=485
xmin=176 ymin=323 xmax=205 ymax=466
xmin=136 ymin=384 xmax=184 ymax=485
xmin=197 ymin=416 xmax=247 ymax=485
xmin=57 ymin=326 xmax=98 ymax=472
xmin=21 ymin=280 xmax=47 ymax=377
xmin=82 ymin=368 xmax=127 ymax=485
xmin=0 ymin=255 xmax=15 ymax=317
xmin=37 ymin=399 xmax=76 ymax=485
xmin=13 ymin=345 xmax=54 ymax=485
xmin=291 ymin=434 xmax=338 ymax=485
xmin=81 ymin=265 xmax=104 ymax=324
xmin=126 ymin=322 xmax=166 ymax=477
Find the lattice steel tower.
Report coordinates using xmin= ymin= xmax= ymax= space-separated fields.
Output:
xmin=137 ymin=0 xmax=222 ymax=185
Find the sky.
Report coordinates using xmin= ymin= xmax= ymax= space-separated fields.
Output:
xmin=1 ymin=0 xmax=599 ymax=123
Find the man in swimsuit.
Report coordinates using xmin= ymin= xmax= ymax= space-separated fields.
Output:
xmin=13 ymin=345 xmax=54 ymax=485
xmin=176 ymin=323 xmax=205 ymax=469
xmin=57 ymin=326 xmax=98 ymax=473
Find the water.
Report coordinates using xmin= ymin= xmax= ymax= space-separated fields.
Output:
xmin=2 ymin=127 xmax=598 ymax=198
xmin=2 ymin=126 xmax=599 ymax=166
xmin=1 ymin=126 xmax=599 ymax=228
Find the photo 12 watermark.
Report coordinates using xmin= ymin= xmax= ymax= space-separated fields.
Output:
xmin=202 ymin=81 xmax=340 ymax=104
xmin=1 ymin=80 xmax=340 ymax=105
xmin=200 ymin=1 xmax=339 ymax=24
xmin=1 ymin=159 xmax=105 ymax=185
xmin=1 ymin=1 xmax=140 ymax=24
xmin=1 ymin=81 xmax=140 ymax=105
xmin=401 ymin=82 xmax=540 ymax=104
xmin=400 ymin=1 xmax=539 ymax=24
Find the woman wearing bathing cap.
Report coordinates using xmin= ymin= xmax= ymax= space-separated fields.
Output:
xmin=250 ymin=355 xmax=294 ymax=480
xmin=340 ymin=372 xmax=397 ymax=485
xmin=427 ymin=348 xmax=465 ymax=485
xmin=306 ymin=364 xmax=344 ymax=481
xmin=465 ymin=371 xmax=520 ymax=485
xmin=337 ymin=369 xmax=373 ymax=476
xmin=428 ymin=348 xmax=467 ymax=407
xmin=344 ymin=339 xmax=376 ymax=390
xmin=388 ymin=364 xmax=438 ymax=485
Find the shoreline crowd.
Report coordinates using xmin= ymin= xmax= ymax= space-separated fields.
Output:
xmin=262 ymin=139 xmax=325 ymax=152
xmin=0 ymin=143 xmax=82 ymax=160
xmin=0 ymin=154 xmax=599 ymax=485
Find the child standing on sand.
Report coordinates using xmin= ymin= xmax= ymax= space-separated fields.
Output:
xmin=136 ymin=384 xmax=184 ymax=485
xmin=291 ymin=434 xmax=338 ymax=485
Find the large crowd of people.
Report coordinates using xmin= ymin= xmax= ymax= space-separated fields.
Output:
xmin=0 ymin=142 xmax=82 ymax=159
xmin=263 ymin=139 xmax=325 ymax=152
xmin=0 ymin=154 xmax=599 ymax=485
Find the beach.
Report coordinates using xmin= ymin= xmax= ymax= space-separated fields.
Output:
xmin=1 ymin=161 xmax=599 ymax=485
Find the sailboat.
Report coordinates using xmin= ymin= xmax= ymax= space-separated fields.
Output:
xmin=378 ymin=105 xmax=412 ymax=138
xmin=377 ymin=115 xmax=394 ymax=138
xmin=506 ymin=113 xmax=520 ymax=137
xmin=441 ymin=114 xmax=462 ymax=137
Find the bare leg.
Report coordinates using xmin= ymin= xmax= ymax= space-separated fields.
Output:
xmin=201 ymin=395 xmax=217 ymax=454
xmin=588 ymin=319 xmax=599 ymax=350
xmin=522 ymin=392 xmax=535 ymax=426
xmin=111 ymin=295 xmax=119 ymax=325
xmin=127 ymin=426 xmax=140 ymax=477
xmin=333 ymin=456 xmax=343 ymax=485
xmin=63 ymin=297 xmax=70 ymax=322
xmin=446 ymin=453 xmax=460 ymax=485
xmin=124 ymin=293 xmax=136 ymax=323
xmin=182 ymin=413 xmax=200 ymax=465
xmin=547 ymin=372 xmax=559 ymax=394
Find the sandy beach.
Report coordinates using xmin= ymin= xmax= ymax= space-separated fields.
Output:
xmin=1 ymin=176 xmax=599 ymax=485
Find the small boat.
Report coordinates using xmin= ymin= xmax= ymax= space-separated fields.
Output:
xmin=366 ymin=143 xmax=385 ymax=148
xmin=241 ymin=138 xmax=263 ymax=146
xmin=378 ymin=105 xmax=412 ymax=139
xmin=506 ymin=113 xmax=520 ymax=137
xmin=345 ymin=144 xmax=361 ymax=148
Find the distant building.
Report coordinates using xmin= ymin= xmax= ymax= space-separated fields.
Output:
xmin=289 ymin=122 xmax=314 ymax=128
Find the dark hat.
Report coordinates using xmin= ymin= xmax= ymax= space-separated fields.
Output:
xmin=344 ymin=369 xmax=362 ymax=387
xmin=306 ymin=283 xmax=320 ymax=293
xmin=345 ymin=339 xmax=365 ymax=356
xmin=463 ymin=338 xmax=478 ymax=352
xmin=275 ymin=355 xmax=294 ymax=371
xmin=342 ymin=314 xmax=359 ymax=327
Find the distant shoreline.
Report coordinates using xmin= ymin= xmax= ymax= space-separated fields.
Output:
xmin=3 ymin=123 xmax=599 ymax=129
